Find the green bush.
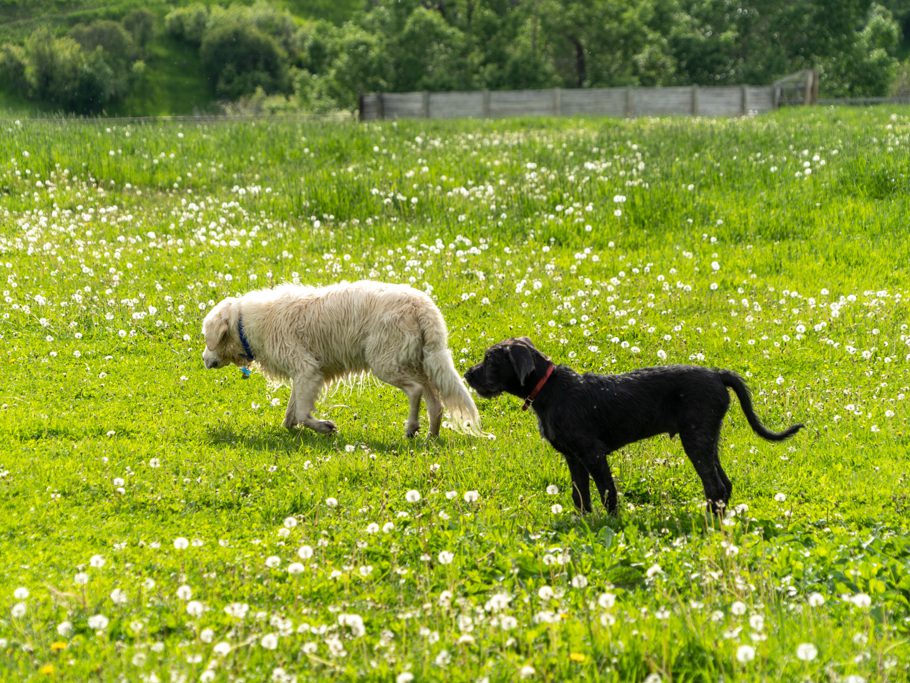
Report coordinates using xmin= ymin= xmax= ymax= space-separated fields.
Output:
xmin=393 ymin=7 xmax=472 ymax=91
xmin=123 ymin=8 xmax=156 ymax=50
xmin=821 ymin=3 xmax=900 ymax=96
xmin=200 ymin=19 xmax=290 ymax=99
xmin=321 ymin=23 xmax=387 ymax=110
xmin=165 ymin=4 xmax=211 ymax=45
xmin=69 ymin=20 xmax=136 ymax=63
xmin=21 ymin=29 xmax=116 ymax=113
xmin=0 ymin=43 xmax=27 ymax=92
xmin=247 ymin=0 xmax=301 ymax=59
xmin=889 ymin=59 xmax=910 ymax=95
xmin=499 ymin=17 xmax=560 ymax=89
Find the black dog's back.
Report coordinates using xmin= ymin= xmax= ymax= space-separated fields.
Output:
xmin=581 ymin=365 xmax=801 ymax=446
xmin=572 ymin=365 xmax=724 ymax=448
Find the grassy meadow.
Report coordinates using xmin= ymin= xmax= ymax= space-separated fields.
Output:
xmin=0 ymin=107 xmax=909 ymax=681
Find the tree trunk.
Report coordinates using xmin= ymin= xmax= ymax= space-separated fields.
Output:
xmin=571 ymin=37 xmax=586 ymax=88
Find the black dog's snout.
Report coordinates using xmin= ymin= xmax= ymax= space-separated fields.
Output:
xmin=464 ymin=363 xmax=485 ymax=387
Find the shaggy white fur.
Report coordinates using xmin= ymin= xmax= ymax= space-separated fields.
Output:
xmin=202 ymin=281 xmax=481 ymax=437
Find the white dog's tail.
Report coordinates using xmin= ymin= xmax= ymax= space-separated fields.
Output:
xmin=418 ymin=307 xmax=482 ymax=436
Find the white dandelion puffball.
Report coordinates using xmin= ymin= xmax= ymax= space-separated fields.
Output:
xmin=736 ymin=645 xmax=755 ymax=663
xmin=796 ymin=643 xmax=817 ymax=661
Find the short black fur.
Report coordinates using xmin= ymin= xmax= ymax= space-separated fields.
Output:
xmin=465 ymin=337 xmax=803 ymax=515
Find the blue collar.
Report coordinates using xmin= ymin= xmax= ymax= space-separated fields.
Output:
xmin=237 ymin=315 xmax=254 ymax=362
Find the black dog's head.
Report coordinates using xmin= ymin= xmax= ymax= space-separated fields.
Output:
xmin=465 ymin=337 xmax=547 ymax=398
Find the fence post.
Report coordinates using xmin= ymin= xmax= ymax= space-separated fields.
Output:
xmin=377 ymin=93 xmax=385 ymax=120
xmin=806 ymin=69 xmax=818 ymax=104
xmin=691 ymin=86 xmax=698 ymax=115
xmin=740 ymin=85 xmax=747 ymax=114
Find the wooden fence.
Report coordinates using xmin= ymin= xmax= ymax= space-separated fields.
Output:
xmin=360 ymin=70 xmax=818 ymax=121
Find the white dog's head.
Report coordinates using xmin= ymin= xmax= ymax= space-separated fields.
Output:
xmin=201 ymin=297 xmax=245 ymax=369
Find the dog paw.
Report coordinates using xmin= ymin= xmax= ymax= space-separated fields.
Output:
xmin=283 ymin=416 xmax=299 ymax=430
xmin=405 ymin=423 xmax=420 ymax=438
xmin=311 ymin=420 xmax=337 ymax=434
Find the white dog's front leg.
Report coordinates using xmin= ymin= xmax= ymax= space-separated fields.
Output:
xmin=284 ymin=373 xmax=335 ymax=434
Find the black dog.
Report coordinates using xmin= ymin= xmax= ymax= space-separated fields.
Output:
xmin=465 ymin=338 xmax=803 ymax=515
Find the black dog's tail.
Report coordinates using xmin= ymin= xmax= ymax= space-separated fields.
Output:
xmin=718 ymin=370 xmax=803 ymax=441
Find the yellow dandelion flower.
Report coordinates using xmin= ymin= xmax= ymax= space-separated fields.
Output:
xmin=569 ymin=652 xmax=587 ymax=663
xmin=50 ymin=642 xmax=67 ymax=652
xmin=39 ymin=664 xmax=55 ymax=676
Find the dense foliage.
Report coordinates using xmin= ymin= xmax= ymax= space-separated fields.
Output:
xmin=0 ymin=0 xmax=908 ymax=114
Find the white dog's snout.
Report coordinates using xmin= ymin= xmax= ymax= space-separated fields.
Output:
xmin=203 ymin=349 xmax=219 ymax=369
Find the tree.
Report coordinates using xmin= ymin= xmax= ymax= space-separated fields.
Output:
xmin=821 ymin=3 xmax=900 ymax=95
xmin=20 ymin=28 xmax=117 ymax=113
xmin=123 ymin=9 xmax=156 ymax=51
xmin=321 ymin=23 xmax=388 ymax=109
xmin=0 ymin=43 xmax=27 ymax=92
xmin=393 ymin=7 xmax=473 ymax=91
xmin=165 ymin=4 xmax=212 ymax=45
xmin=200 ymin=19 xmax=291 ymax=99
xmin=500 ymin=15 xmax=560 ymax=89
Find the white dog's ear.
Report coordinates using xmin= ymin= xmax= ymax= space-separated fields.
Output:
xmin=203 ymin=300 xmax=232 ymax=350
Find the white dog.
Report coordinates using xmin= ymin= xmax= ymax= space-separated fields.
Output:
xmin=202 ymin=281 xmax=481 ymax=437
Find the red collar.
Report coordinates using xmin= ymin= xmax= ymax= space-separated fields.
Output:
xmin=522 ymin=364 xmax=555 ymax=411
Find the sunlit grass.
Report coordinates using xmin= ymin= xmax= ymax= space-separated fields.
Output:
xmin=0 ymin=107 xmax=908 ymax=681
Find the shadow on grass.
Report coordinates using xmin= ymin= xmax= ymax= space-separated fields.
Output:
xmin=205 ymin=422 xmax=443 ymax=455
xmin=549 ymin=498 xmax=733 ymax=540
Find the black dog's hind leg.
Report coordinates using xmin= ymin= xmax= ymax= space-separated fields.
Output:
xmin=585 ymin=455 xmax=618 ymax=514
xmin=716 ymin=461 xmax=732 ymax=505
xmin=680 ymin=424 xmax=730 ymax=515
xmin=563 ymin=454 xmax=592 ymax=512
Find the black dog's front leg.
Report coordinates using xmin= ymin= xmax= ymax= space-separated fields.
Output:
xmin=563 ymin=454 xmax=593 ymax=512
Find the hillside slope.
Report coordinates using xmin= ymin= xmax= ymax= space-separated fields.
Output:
xmin=0 ymin=0 xmax=362 ymax=116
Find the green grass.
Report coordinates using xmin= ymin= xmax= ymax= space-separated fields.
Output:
xmin=1 ymin=107 xmax=909 ymax=681
xmin=116 ymin=36 xmax=213 ymax=116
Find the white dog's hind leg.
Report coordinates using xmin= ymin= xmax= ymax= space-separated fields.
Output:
xmin=403 ymin=383 xmax=423 ymax=438
xmin=371 ymin=360 xmax=425 ymax=438
xmin=423 ymin=385 xmax=443 ymax=438
xmin=284 ymin=371 xmax=336 ymax=434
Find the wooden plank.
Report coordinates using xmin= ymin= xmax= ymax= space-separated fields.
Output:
xmin=382 ymin=92 xmax=425 ymax=120
xmin=635 ymin=87 xmax=692 ymax=116
xmin=489 ymin=89 xmax=558 ymax=117
xmin=745 ymin=87 xmax=774 ymax=113
xmin=697 ymin=86 xmax=745 ymax=116
xmin=359 ymin=94 xmax=380 ymax=121
xmin=428 ymin=91 xmax=486 ymax=119
xmin=560 ymin=88 xmax=626 ymax=116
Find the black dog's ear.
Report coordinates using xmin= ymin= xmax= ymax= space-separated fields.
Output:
xmin=506 ymin=343 xmax=535 ymax=386
xmin=516 ymin=336 xmax=535 ymax=348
